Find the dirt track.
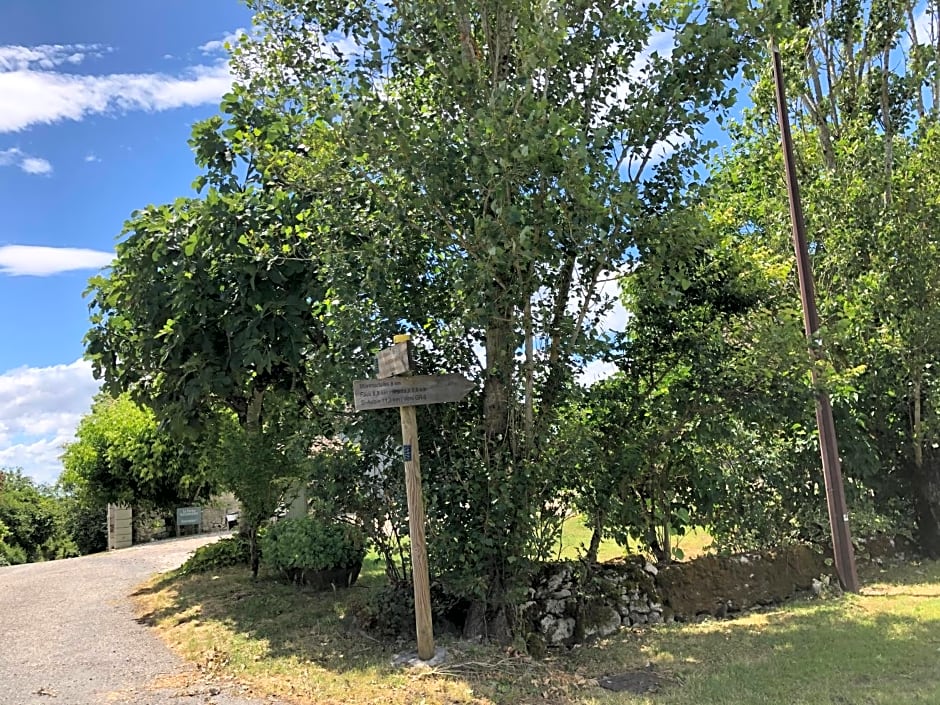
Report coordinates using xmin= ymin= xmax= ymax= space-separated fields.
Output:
xmin=0 ymin=535 xmax=283 ymax=705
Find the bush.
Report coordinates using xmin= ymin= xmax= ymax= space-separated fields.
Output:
xmin=178 ymin=536 xmax=252 ymax=575
xmin=262 ymin=516 xmax=366 ymax=587
xmin=0 ymin=538 xmax=27 ymax=566
xmin=0 ymin=469 xmax=73 ymax=563
xmin=358 ymin=580 xmax=470 ymax=638
xmin=61 ymin=498 xmax=107 ymax=555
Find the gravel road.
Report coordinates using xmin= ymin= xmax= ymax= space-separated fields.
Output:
xmin=0 ymin=535 xmax=285 ymax=705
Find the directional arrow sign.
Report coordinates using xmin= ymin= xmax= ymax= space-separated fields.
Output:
xmin=353 ymin=374 xmax=474 ymax=411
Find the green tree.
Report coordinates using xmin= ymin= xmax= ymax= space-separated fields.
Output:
xmin=201 ymin=397 xmax=312 ymax=577
xmin=61 ymin=394 xmax=217 ymax=516
xmin=243 ymin=0 xmax=754 ymax=633
xmin=707 ymin=4 xmax=940 ymax=554
xmin=564 ymin=215 xmax=771 ymax=561
xmin=84 ymin=95 xmax=337 ymax=577
xmin=57 ymin=493 xmax=107 ymax=556
xmin=0 ymin=469 xmax=75 ymax=564
xmin=86 ymin=0 xmax=758 ymax=636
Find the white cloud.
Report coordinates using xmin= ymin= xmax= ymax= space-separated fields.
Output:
xmin=563 ymin=262 xmax=634 ymax=336
xmin=572 ymin=28 xmax=686 ymax=176
xmin=0 ymin=43 xmax=106 ymax=72
xmin=577 ymin=359 xmax=618 ymax=386
xmin=0 ymin=360 xmax=101 ymax=485
xmin=912 ymin=8 xmax=934 ymax=43
xmin=573 ymin=264 xmax=634 ymax=387
xmin=0 ymin=437 xmax=75 ymax=486
xmin=0 ymin=147 xmax=53 ymax=175
xmin=0 ymin=41 xmax=234 ymax=133
xmin=324 ymin=33 xmax=361 ymax=60
xmin=0 ymin=147 xmax=22 ymax=166
xmin=640 ymin=30 xmax=674 ymax=65
xmin=84 ymin=153 xmax=101 ymax=163
xmin=0 ymin=245 xmax=113 ymax=276
xmin=19 ymin=156 xmax=52 ymax=175
xmin=593 ymin=270 xmax=632 ymax=333
xmin=618 ymin=132 xmax=692 ymax=180
xmin=199 ymin=28 xmax=248 ymax=54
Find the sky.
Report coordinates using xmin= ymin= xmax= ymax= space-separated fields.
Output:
xmin=0 ymin=0 xmax=645 ymax=485
xmin=0 ymin=0 xmax=254 ymax=484
xmin=4 ymin=3 xmax=930 ymax=485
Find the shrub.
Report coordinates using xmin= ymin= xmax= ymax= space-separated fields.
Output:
xmin=60 ymin=498 xmax=107 ymax=555
xmin=358 ymin=581 xmax=470 ymax=638
xmin=262 ymin=516 xmax=366 ymax=587
xmin=178 ymin=536 xmax=251 ymax=575
xmin=0 ymin=539 xmax=27 ymax=566
xmin=0 ymin=469 xmax=74 ymax=563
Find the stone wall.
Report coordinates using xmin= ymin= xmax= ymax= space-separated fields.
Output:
xmin=522 ymin=545 xmax=830 ymax=650
xmin=522 ymin=560 xmax=662 ymax=650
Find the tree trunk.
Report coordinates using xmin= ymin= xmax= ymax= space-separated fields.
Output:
xmin=467 ymin=302 xmax=522 ymax=643
xmin=912 ymin=453 xmax=940 ymax=558
xmin=245 ymin=388 xmax=265 ymax=579
xmin=462 ymin=587 xmax=515 ymax=644
xmin=587 ymin=512 xmax=604 ymax=564
xmin=914 ymin=375 xmax=923 ymax=471
xmin=881 ymin=45 xmax=894 ymax=206
xmin=907 ymin=3 xmax=928 ymax=118
xmin=533 ymin=251 xmax=577 ymax=446
xmin=804 ymin=46 xmax=838 ymax=170
xmin=484 ymin=315 xmax=512 ymax=446
xmin=248 ymin=521 xmax=261 ymax=578
xmin=933 ymin=1 xmax=940 ymax=120
xmin=661 ymin=520 xmax=671 ymax=565
xmin=911 ymin=376 xmax=940 ymax=556
xmin=523 ymin=296 xmax=534 ymax=456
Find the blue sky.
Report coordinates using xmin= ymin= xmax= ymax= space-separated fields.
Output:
xmin=3 ymin=2 xmax=931 ymax=485
xmin=0 ymin=0 xmax=253 ymax=483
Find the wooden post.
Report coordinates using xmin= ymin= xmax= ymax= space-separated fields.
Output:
xmin=353 ymin=333 xmax=475 ymax=661
xmin=400 ymin=403 xmax=435 ymax=660
xmin=390 ymin=333 xmax=434 ymax=660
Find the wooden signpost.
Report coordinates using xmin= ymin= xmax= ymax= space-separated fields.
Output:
xmin=353 ymin=374 xmax=474 ymax=411
xmin=353 ymin=334 xmax=473 ymax=661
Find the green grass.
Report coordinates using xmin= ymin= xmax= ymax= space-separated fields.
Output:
xmin=554 ymin=516 xmax=713 ymax=562
xmin=574 ymin=571 xmax=940 ymax=705
xmin=134 ymin=555 xmax=940 ymax=705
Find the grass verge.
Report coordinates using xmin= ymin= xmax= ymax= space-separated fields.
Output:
xmin=134 ymin=555 xmax=940 ymax=705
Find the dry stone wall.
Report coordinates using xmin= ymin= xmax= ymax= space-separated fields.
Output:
xmin=522 ymin=545 xmax=830 ymax=650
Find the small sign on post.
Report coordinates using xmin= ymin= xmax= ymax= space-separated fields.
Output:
xmin=353 ymin=334 xmax=474 ymax=662
xmin=377 ymin=340 xmax=412 ymax=379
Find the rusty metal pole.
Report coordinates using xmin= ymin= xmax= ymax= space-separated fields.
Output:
xmin=771 ymin=46 xmax=860 ymax=593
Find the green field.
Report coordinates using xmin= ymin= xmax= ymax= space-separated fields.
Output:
xmin=554 ymin=516 xmax=714 ymax=562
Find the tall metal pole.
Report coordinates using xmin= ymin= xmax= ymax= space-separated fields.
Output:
xmin=771 ymin=47 xmax=860 ymax=592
